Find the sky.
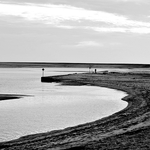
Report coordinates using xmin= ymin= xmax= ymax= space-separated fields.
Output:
xmin=0 ymin=0 xmax=150 ymax=63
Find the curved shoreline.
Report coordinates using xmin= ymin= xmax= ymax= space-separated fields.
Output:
xmin=1 ymin=72 xmax=150 ymax=149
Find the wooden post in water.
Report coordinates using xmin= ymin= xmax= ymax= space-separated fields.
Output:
xmin=42 ymin=68 xmax=45 ymax=77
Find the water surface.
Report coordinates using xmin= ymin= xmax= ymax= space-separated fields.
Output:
xmin=0 ymin=68 xmax=127 ymax=142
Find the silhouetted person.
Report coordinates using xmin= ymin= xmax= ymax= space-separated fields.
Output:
xmin=95 ymin=69 xmax=97 ymax=74
xmin=89 ymin=66 xmax=92 ymax=73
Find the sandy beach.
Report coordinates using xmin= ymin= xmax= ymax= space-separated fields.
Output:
xmin=0 ymin=71 xmax=150 ymax=149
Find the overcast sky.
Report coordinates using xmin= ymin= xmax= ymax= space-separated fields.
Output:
xmin=0 ymin=0 xmax=150 ymax=63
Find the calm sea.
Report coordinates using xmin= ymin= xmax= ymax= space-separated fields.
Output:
xmin=0 ymin=68 xmax=127 ymax=142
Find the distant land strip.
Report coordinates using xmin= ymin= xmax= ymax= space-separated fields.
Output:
xmin=0 ymin=62 xmax=150 ymax=68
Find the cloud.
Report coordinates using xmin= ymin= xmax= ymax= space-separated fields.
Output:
xmin=55 ymin=25 xmax=75 ymax=29
xmin=112 ymin=0 xmax=148 ymax=3
xmin=113 ymin=0 xmax=137 ymax=1
xmin=0 ymin=2 xmax=150 ymax=34
xmin=0 ymin=2 xmax=149 ymax=26
xmin=86 ymin=27 xmax=127 ymax=33
xmin=87 ymin=27 xmax=150 ymax=34
xmin=76 ymin=41 xmax=103 ymax=47
xmin=129 ymin=28 xmax=150 ymax=34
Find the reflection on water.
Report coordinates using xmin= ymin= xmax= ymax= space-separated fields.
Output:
xmin=0 ymin=68 xmax=127 ymax=142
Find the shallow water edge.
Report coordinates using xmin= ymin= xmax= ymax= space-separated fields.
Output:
xmin=0 ymin=82 xmax=127 ymax=142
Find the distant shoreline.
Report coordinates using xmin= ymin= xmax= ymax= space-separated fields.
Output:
xmin=0 ymin=62 xmax=150 ymax=68
xmin=1 ymin=71 xmax=150 ymax=149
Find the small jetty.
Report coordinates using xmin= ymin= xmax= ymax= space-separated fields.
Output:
xmin=41 ymin=73 xmax=78 ymax=83
xmin=41 ymin=76 xmax=61 ymax=82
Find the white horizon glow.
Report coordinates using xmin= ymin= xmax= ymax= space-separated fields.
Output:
xmin=0 ymin=2 xmax=150 ymax=34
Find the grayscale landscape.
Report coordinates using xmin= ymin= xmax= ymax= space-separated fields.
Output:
xmin=0 ymin=0 xmax=150 ymax=149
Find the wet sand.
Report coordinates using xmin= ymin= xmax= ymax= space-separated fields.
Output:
xmin=1 ymin=72 xmax=150 ymax=149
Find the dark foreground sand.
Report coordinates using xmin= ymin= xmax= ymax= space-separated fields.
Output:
xmin=1 ymin=72 xmax=150 ymax=149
